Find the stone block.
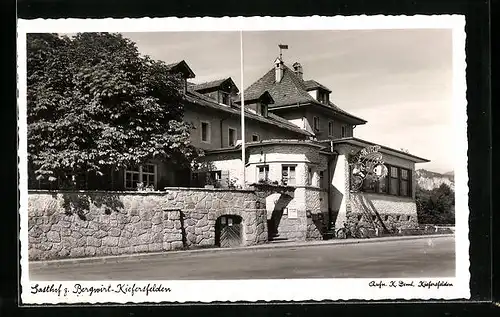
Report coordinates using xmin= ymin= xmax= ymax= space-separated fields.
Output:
xmin=152 ymin=216 xmax=162 ymax=225
xmin=47 ymin=231 xmax=61 ymax=243
xmin=51 ymin=243 xmax=63 ymax=253
xmin=194 ymin=227 xmax=202 ymax=235
xmin=165 ymin=220 xmax=174 ymax=229
xmin=71 ymin=231 xmax=83 ymax=239
xmin=61 ymin=228 xmax=72 ymax=237
xmin=70 ymin=247 xmax=85 ymax=257
xmin=141 ymin=221 xmax=152 ymax=230
xmin=94 ymin=230 xmax=107 ymax=239
xmin=164 ymin=232 xmax=182 ymax=242
xmin=29 ymin=227 xmax=42 ymax=238
xmin=84 ymin=246 xmax=97 ymax=257
xmin=197 ymin=219 xmax=208 ymax=227
xmin=152 ymin=233 xmax=163 ymax=243
xmin=187 ymin=232 xmax=196 ymax=244
xmin=87 ymin=236 xmax=102 ymax=247
xmin=102 ymin=236 xmax=119 ymax=247
xmin=162 ymin=242 xmax=172 ymax=250
xmin=129 ymin=237 xmax=140 ymax=246
xmin=109 ymin=228 xmax=121 ymax=237
xmin=135 ymin=245 xmax=149 ymax=253
xmin=58 ymin=248 xmax=70 ymax=258
xmin=148 ymin=243 xmax=162 ymax=252
xmin=118 ymin=237 xmax=129 ymax=248
xmin=171 ymin=241 xmax=184 ymax=249
xmin=98 ymin=222 xmax=110 ymax=232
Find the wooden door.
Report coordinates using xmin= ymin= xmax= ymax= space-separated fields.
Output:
xmin=216 ymin=215 xmax=242 ymax=247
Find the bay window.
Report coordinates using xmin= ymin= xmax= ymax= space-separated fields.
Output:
xmin=257 ymin=165 xmax=270 ymax=182
xmin=281 ymin=165 xmax=296 ymax=185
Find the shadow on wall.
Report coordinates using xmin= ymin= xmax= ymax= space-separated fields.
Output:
xmin=267 ymin=194 xmax=293 ymax=239
xmin=329 ymin=185 xmax=344 ymax=228
xmin=58 ymin=192 xmax=125 ymax=220
xmin=309 ymin=211 xmax=327 ymax=235
xmin=354 ymin=194 xmax=390 ymax=233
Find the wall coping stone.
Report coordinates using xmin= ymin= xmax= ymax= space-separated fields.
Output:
xmin=28 ymin=187 xmax=256 ymax=195
xmin=350 ymin=192 xmax=415 ymax=202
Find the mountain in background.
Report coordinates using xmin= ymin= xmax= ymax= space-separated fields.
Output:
xmin=416 ymin=169 xmax=455 ymax=191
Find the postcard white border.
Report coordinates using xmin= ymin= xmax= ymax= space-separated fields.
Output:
xmin=18 ymin=15 xmax=469 ymax=304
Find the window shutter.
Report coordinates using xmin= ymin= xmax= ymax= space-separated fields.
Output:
xmin=220 ymin=170 xmax=230 ymax=188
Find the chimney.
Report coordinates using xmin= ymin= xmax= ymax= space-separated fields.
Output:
xmin=293 ymin=62 xmax=303 ymax=80
xmin=274 ymin=57 xmax=284 ymax=83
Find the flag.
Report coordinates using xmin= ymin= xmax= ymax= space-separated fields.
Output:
xmin=278 ymin=44 xmax=288 ymax=49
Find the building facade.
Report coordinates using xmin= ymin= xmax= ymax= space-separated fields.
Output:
xmin=28 ymin=56 xmax=429 ymax=243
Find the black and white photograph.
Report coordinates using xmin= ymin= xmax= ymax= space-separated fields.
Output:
xmin=18 ymin=16 xmax=469 ymax=303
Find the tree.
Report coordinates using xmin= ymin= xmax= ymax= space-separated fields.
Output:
xmin=416 ymin=183 xmax=455 ymax=224
xmin=27 ymin=33 xmax=199 ymax=188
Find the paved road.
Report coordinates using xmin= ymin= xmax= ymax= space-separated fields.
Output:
xmin=30 ymin=236 xmax=455 ymax=280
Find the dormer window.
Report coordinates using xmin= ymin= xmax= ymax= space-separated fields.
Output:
xmin=261 ymin=104 xmax=268 ymax=117
xmin=220 ymin=91 xmax=231 ymax=106
xmin=317 ymin=90 xmax=329 ymax=104
xmin=255 ymin=103 xmax=268 ymax=117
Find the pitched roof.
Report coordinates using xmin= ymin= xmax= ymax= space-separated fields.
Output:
xmin=234 ymin=91 xmax=274 ymax=105
xmin=303 ymin=80 xmax=332 ymax=93
xmin=164 ymin=60 xmax=196 ymax=79
xmin=184 ymin=90 xmax=312 ymax=137
xmin=189 ymin=78 xmax=239 ymax=93
xmin=243 ymin=63 xmax=366 ymax=124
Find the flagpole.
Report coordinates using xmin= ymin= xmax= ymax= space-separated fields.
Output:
xmin=240 ymin=30 xmax=246 ymax=188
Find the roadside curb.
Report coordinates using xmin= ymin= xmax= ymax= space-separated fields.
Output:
xmin=31 ymin=234 xmax=454 ymax=267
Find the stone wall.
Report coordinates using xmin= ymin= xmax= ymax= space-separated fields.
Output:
xmin=28 ymin=188 xmax=266 ymax=261
xmin=346 ymin=192 xmax=418 ymax=231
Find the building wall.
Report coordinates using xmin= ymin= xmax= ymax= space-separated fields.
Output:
xmin=184 ymin=106 xmax=307 ymax=151
xmin=28 ymin=189 xmax=267 ymax=261
xmin=347 ymin=193 xmax=418 ymax=231
xmin=332 ymin=143 xmax=420 ymax=231
xmin=270 ymin=107 xmax=355 ymax=140
xmin=304 ymin=109 xmax=354 ymax=139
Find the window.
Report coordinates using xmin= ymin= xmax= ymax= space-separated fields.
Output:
xmin=319 ymin=171 xmax=325 ymax=189
xmin=220 ymin=92 xmax=230 ymax=105
xmin=208 ymin=171 xmax=222 ymax=186
xmin=201 ymin=121 xmax=210 ymax=143
xmin=228 ymin=127 xmax=237 ymax=146
xmin=124 ymin=164 xmax=157 ymax=189
xmin=281 ymin=165 xmax=296 ymax=185
xmin=400 ymin=169 xmax=410 ymax=197
xmin=341 ymin=125 xmax=347 ymax=137
xmin=252 ymin=134 xmax=260 ymax=142
xmin=389 ymin=166 xmax=399 ymax=196
xmin=317 ymin=91 xmax=329 ymax=104
xmin=257 ymin=165 xmax=269 ymax=182
xmin=360 ymin=164 xmax=411 ymax=197
xmin=328 ymin=121 xmax=334 ymax=136
xmin=313 ymin=116 xmax=320 ymax=131
xmin=261 ymin=104 xmax=268 ymax=117
xmin=307 ymin=167 xmax=313 ymax=186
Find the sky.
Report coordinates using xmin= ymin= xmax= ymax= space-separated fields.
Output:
xmin=123 ymin=29 xmax=454 ymax=173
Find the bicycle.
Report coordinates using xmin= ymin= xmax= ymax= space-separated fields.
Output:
xmin=336 ymin=222 xmax=369 ymax=239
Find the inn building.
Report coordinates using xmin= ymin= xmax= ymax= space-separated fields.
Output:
xmin=28 ymin=54 xmax=429 ymax=242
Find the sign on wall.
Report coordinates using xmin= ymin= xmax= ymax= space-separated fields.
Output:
xmin=349 ymin=145 xmax=387 ymax=192
xmin=287 ymin=208 xmax=298 ymax=219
